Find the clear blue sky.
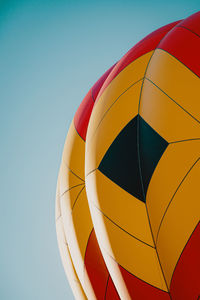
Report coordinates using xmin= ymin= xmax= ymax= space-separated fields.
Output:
xmin=0 ymin=0 xmax=199 ymax=299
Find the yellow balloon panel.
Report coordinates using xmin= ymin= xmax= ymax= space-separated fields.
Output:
xmin=140 ymin=78 xmax=200 ymax=143
xmin=64 ymin=187 xmax=93 ymax=285
xmin=58 ymin=163 xmax=84 ymax=196
xmin=89 ymin=204 xmax=168 ymax=291
xmin=60 ymin=184 xmax=85 ymax=232
xmin=156 ymin=159 xmax=200 ymax=287
xmin=86 ymin=170 xmax=153 ymax=246
xmin=146 ymin=49 xmax=200 ymax=123
xmin=147 ymin=140 xmax=200 ymax=240
xmin=87 ymin=51 xmax=153 ymax=143
xmin=62 ymin=121 xmax=85 ymax=180
xmin=86 ymin=80 xmax=142 ymax=174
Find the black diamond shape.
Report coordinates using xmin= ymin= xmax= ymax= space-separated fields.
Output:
xmin=98 ymin=115 xmax=144 ymax=201
xmin=98 ymin=115 xmax=168 ymax=202
xmin=138 ymin=116 xmax=168 ymax=197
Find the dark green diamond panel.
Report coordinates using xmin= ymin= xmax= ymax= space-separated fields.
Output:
xmin=98 ymin=115 xmax=168 ymax=203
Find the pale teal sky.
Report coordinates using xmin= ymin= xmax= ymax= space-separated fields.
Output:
xmin=0 ymin=1 xmax=199 ymax=299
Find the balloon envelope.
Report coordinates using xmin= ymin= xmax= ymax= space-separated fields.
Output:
xmin=56 ymin=11 xmax=200 ymax=300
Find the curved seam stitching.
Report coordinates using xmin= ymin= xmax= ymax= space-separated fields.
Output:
xmin=60 ymin=183 xmax=85 ymax=198
xmin=169 ymin=138 xmax=200 ymax=144
xmin=104 ymin=275 xmax=110 ymax=300
xmin=63 ymin=161 xmax=85 ymax=181
xmin=102 ymin=246 xmax=169 ymax=293
xmin=89 ymin=77 xmax=144 ymax=142
xmin=169 ymin=221 xmax=200 ymax=288
xmin=145 ymin=77 xmax=200 ymax=124
xmin=85 ymin=168 xmax=98 ymax=177
xmin=178 ymin=24 xmax=200 ymax=39
xmin=91 ymin=88 xmax=95 ymax=103
xmin=156 ymin=47 xmax=200 ymax=81
xmin=136 ymin=24 xmax=180 ymax=294
xmin=97 ymin=51 xmax=154 ymax=103
xmin=91 ymin=201 xmax=154 ymax=248
xmin=83 ymin=228 xmax=94 ymax=276
xmin=137 ymin=57 xmax=154 ymax=201
xmin=155 ymin=157 xmax=200 ymax=243
xmin=73 ymin=118 xmax=86 ymax=142
xmin=71 ymin=185 xmax=86 ymax=211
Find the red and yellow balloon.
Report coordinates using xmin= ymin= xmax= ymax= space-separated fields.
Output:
xmin=56 ymin=12 xmax=200 ymax=300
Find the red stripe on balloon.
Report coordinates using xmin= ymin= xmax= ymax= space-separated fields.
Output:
xmin=170 ymin=222 xmax=200 ymax=300
xmin=92 ymin=64 xmax=116 ymax=101
xmin=118 ymin=264 xmax=171 ymax=300
xmin=74 ymin=66 xmax=115 ymax=141
xmin=97 ymin=20 xmax=180 ymax=101
xmin=158 ymin=26 xmax=200 ymax=78
xmin=74 ymin=89 xmax=94 ymax=141
xmin=84 ymin=229 xmax=119 ymax=300
xmin=105 ymin=276 xmax=120 ymax=300
xmin=179 ymin=11 xmax=200 ymax=36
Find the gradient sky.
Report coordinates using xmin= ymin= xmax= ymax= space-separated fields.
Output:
xmin=0 ymin=0 xmax=199 ymax=299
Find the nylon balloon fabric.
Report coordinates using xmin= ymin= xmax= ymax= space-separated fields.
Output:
xmin=56 ymin=11 xmax=200 ymax=300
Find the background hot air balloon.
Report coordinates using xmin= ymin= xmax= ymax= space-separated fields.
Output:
xmin=57 ymin=11 xmax=200 ymax=300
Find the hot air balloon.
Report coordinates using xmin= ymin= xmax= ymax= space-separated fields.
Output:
xmin=56 ymin=11 xmax=200 ymax=300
